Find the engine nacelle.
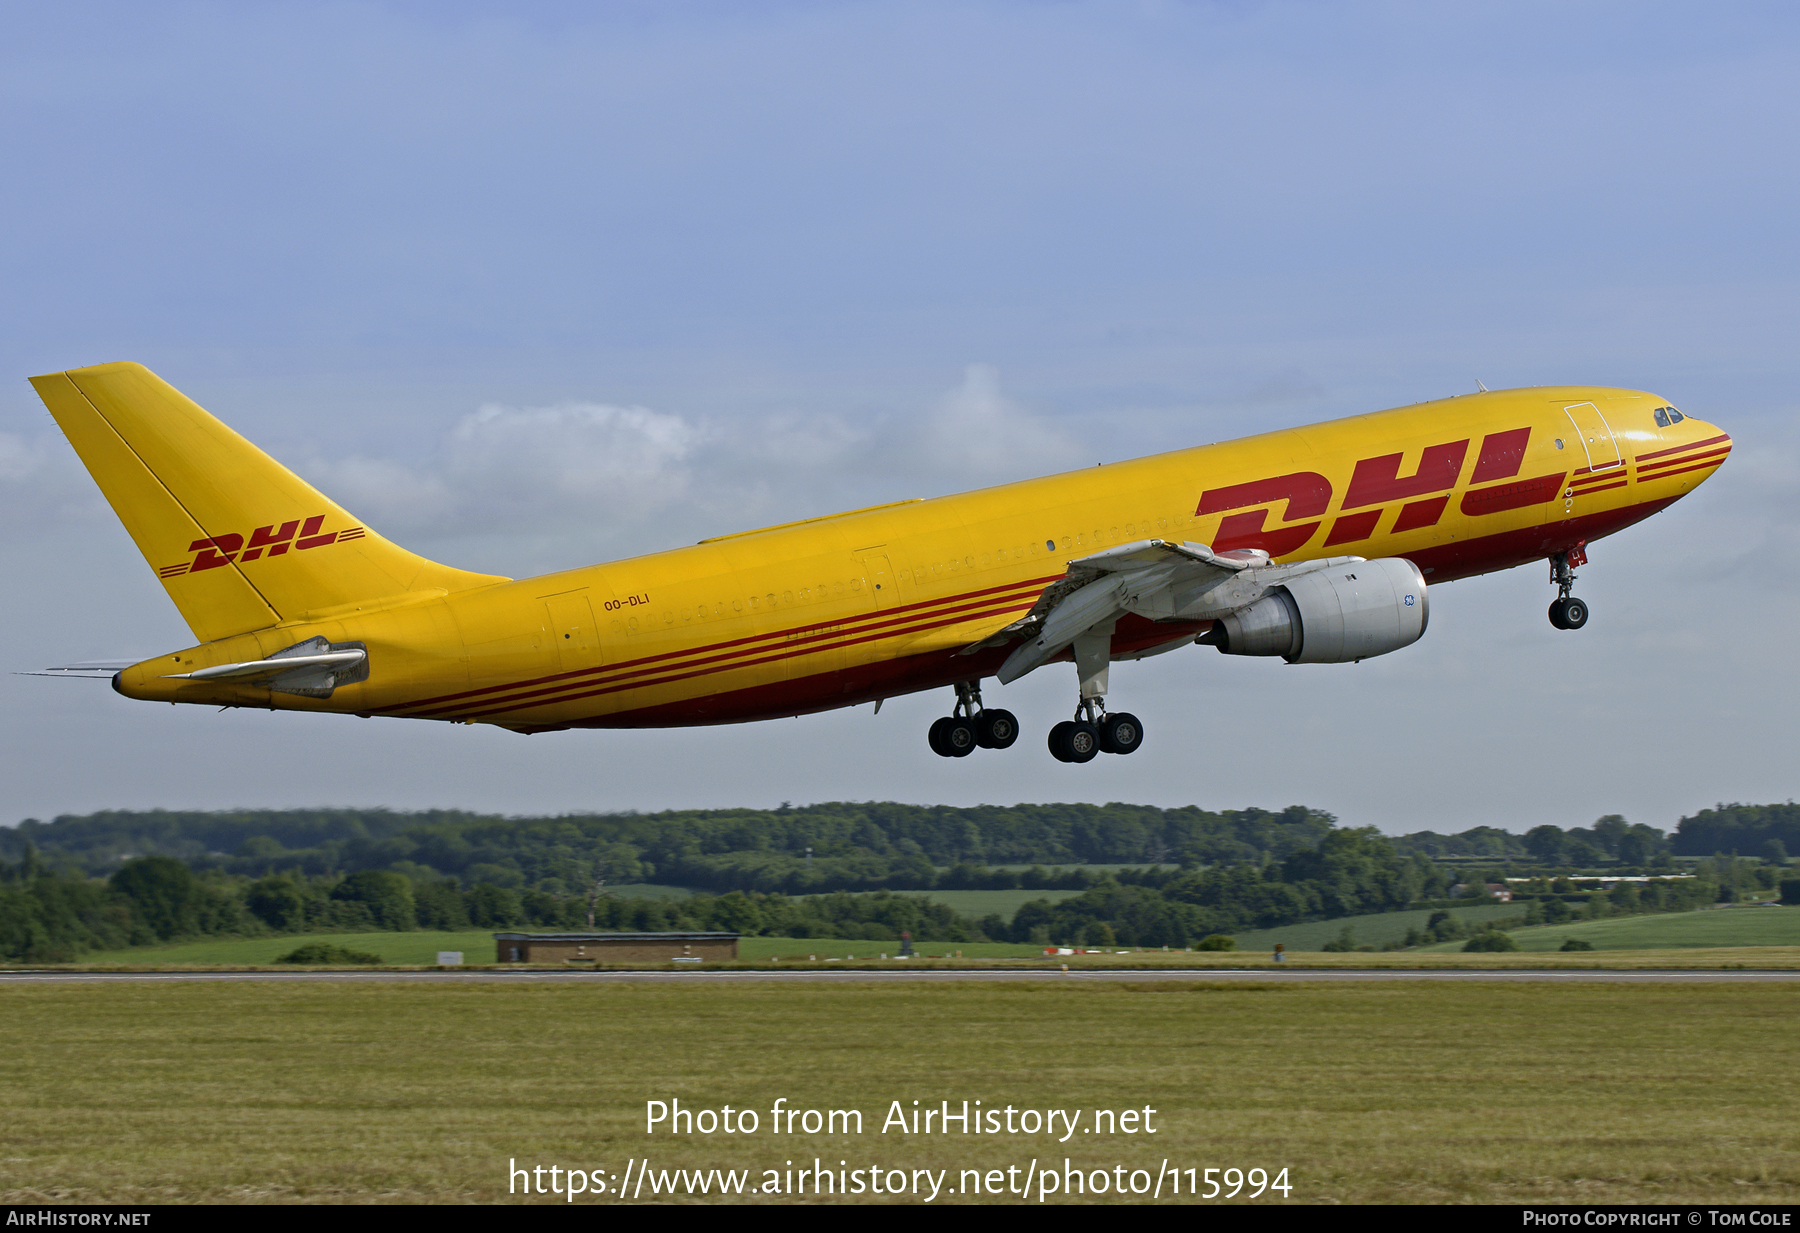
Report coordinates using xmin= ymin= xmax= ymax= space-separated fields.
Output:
xmin=1210 ymin=557 xmax=1428 ymax=663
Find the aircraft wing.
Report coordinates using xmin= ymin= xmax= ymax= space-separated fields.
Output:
xmin=979 ymin=538 xmax=1363 ymax=684
xmin=17 ymin=660 xmax=136 ymax=679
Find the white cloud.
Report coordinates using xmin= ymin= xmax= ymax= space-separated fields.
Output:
xmin=898 ymin=364 xmax=1087 ymax=486
xmin=302 ymin=400 xmax=705 ymax=553
xmin=287 ymin=367 xmax=1084 ymax=570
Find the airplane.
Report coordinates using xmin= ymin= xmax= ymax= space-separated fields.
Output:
xmin=26 ymin=363 xmax=1729 ymax=764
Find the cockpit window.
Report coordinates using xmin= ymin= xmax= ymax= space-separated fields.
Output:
xmin=1654 ymin=408 xmax=1670 ymax=427
xmin=1668 ymin=407 xmax=1685 ymax=423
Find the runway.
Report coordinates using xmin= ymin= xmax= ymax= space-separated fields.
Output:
xmin=2 ymin=967 xmax=1796 ymax=984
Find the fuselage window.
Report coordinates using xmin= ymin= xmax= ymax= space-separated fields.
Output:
xmin=1654 ymin=408 xmax=1670 ymax=428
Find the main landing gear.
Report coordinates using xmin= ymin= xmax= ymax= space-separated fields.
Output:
xmin=1048 ymin=700 xmax=1144 ymax=764
xmin=1547 ymin=547 xmax=1590 ymax=630
xmin=927 ymin=680 xmax=1019 ymax=758
xmin=1047 ymin=621 xmax=1144 ymax=763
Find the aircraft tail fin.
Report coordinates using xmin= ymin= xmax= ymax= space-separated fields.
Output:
xmin=30 ymin=362 xmax=507 ymax=643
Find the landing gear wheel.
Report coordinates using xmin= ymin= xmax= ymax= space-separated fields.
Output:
xmin=1066 ymin=722 xmax=1099 ymax=763
xmin=930 ymin=716 xmax=976 ymax=757
xmin=942 ymin=717 xmax=977 ymax=756
xmin=928 ymin=716 xmax=954 ymax=756
xmin=1050 ymin=720 xmax=1100 ymax=763
xmin=1548 ymin=597 xmax=1589 ymax=630
xmin=976 ymin=708 xmax=1019 ymax=749
xmin=1097 ymin=712 xmax=1144 ymax=755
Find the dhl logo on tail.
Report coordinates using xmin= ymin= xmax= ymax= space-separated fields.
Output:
xmin=157 ymin=516 xmax=366 ymax=578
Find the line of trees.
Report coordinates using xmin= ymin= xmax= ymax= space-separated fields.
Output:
xmin=1 ymin=802 xmax=1790 ymax=961
xmin=0 ymin=847 xmax=983 ymax=961
xmin=9 ymin=800 xmax=1780 ymax=896
xmin=0 ymin=803 xmax=1342 ymax=891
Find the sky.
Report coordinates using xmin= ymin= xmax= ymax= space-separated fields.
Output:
xmin=2 ymin=1 xmax=1797 ymax=835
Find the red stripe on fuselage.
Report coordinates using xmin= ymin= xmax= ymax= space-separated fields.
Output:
xmin=1638 ymin=458 xmax=1727 ymax=483
xmin=1636 ymin=445 xmax=1732 ymax=476
xmin=1634 ymin=433 xmax=1730 ymax=464
xmin=450 ymin=593 xmax=1042 ymax=721
xmin=381 ymin=574 xmax=1059 ymax=717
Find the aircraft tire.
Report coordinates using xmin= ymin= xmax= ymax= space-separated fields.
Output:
xmin=1048 ymin=721 xmax=1076 ymax=762
xmin=1547 ymin=599 xmax=1569 ymax=630
xmin=976 ymin=709 xmax=1020 ymax=749
xmin=1098 ymin=712 xmax=1144 ymax=755
xmin=1561 ymin=598 xmax=1589 ymax=629
xmin=944 ymin=718 xmax=978 ymax=757
xmin=1064 ymin=722 xmax=1100 ymax=763
xmin=928 ymin=716 xmax=954 ymax=757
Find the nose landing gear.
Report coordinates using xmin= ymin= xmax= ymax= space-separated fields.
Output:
xmin=927 ymin=680 xmax=1018 ymax=758
xmin=1547 ymin=547 xmax=1589 ymax=630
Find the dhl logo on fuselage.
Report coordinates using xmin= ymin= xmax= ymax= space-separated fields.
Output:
xmin=1196 ymin=426 xmax=1559 ymax=556
xmin=156 ymin=515 xmax=365 ymax=579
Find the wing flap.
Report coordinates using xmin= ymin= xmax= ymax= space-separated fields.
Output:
xmin=984 ymin=538 xmax=1367 ymax=684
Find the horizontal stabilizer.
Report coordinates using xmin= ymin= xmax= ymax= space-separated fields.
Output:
xmin=17 ymin=661 xmax=135 ymax=679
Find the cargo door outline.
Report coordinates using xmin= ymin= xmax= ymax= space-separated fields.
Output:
xmin=542 ymin=591 xmax=601 ymax=674
xmin=1561 ymin=401 xmax=1622 ymax=473
xmin=861 ymin=552 xmax=898 ymax=611
xmin=837 ymin=550 xmax=896 ymax=678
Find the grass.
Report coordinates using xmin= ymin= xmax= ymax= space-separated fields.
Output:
xmin=603 ymin=884 xmax=696 ymax=901
xmin=1227 ymin=904 xmax=1523 ymax=953
xmin=976 ymin=863 xmax=1175 ymax=873
xmin=0 ymin=980 xmax=1794 ymax=1204
xmin=78 ymin=931 xmax=510 ymax=967
xmin=1416 ymin=905 xmax=1800 ymax=952
xmin=74 ymin=932 xmax=1060 ymax=967
xmin=896 ymin=887 xmax=1084 ymax=921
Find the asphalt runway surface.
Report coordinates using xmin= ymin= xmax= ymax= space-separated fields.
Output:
xmin=1 ymin=968 xmax=1796 ymax=984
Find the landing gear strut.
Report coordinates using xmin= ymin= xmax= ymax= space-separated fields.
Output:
xmin=927 ymin=680 xmax=1018 ymax=758
xmin=1547 ymin=547 xmax=1590 ymax=630
xmin=1047 ymin=624 xmax=1144 ymax=762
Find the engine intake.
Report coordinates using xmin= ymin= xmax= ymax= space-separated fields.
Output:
xmin=1210 ymin=557 xmax=1428 ymax=663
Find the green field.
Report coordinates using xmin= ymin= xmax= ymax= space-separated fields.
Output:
xmin=900 ymin=887 xmax=1084 ymax=921
xmin=1 ymin=979 xmax=1795 ymax=1204
xmin=1226 ymin=904 xmax=1523 ymax=953
xmin=604 ymin=884 xmax=696 ymax=901
xmin=66 ymin=905 xmax=1800 ymax=968
xmin=79 ymin=931 xmax=509 ymax=967
xmin=75 ymin=931 xmax=1062 ymax=966
xmin=1419 ymin=906 xmax=1800 ymax=952
xmin=978 ymin=863 xmax=1175 ymax=874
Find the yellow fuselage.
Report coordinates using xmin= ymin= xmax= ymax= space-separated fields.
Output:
xmin=114 ymin=385 xmax=1728 ymax=731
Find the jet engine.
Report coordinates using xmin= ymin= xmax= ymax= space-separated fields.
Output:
xmin=1208 ymin=557 xmax=1428 ymax=663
